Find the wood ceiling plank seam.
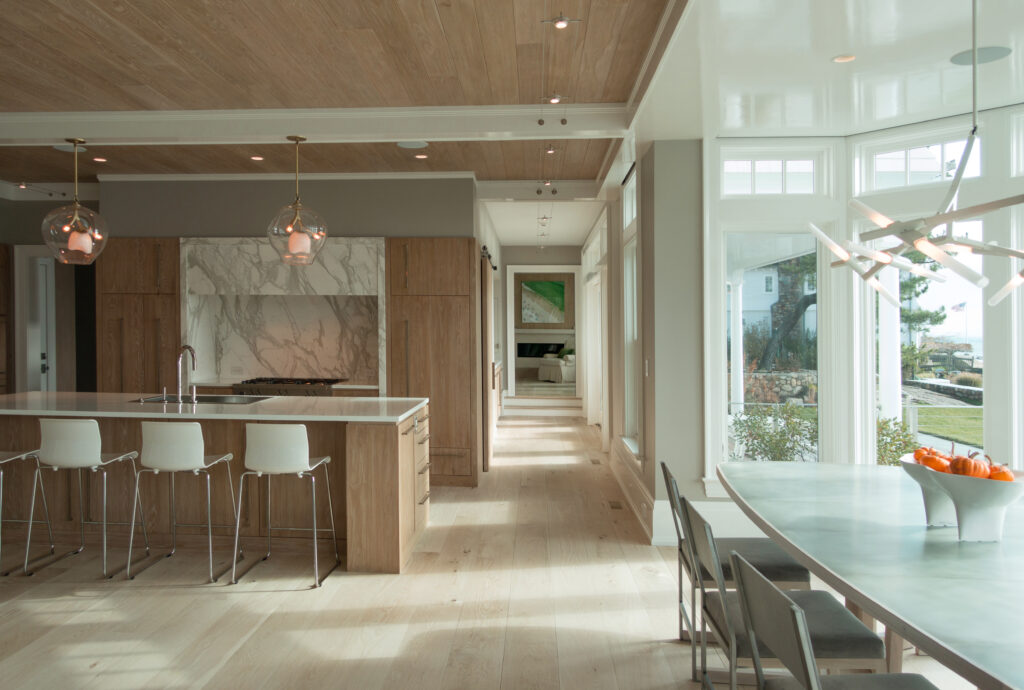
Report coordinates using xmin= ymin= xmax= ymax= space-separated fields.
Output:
xmin=356 ymin=1 xmax=445 ymax=106
xmin=473 ymin=0 xmax=521 ymax=105
xmin=512 ymin=0 xmax=547 ymax=105
xmin=599 ymin=0 xmax=670 ymax=103
xmin=345 ymin=29 xmax=417 ymax=107
xmin=0 ymin=29 xmax=148 ymax=112
xmin=392 ymin=0 xmax=459 ymax=79
xmin=573 ymin=0 xmax=630 ymax=103
xmin=581 ymin=138 xmax=614 ymax=181
xmin=87 ymin=0 xmax=268 ymax=110
xmin=563 ymin=0 xmax=593 ymax=110
xmin=433 ymin=0 xmax=495 ymax=106
xmin=501 ymin=140 xmax=528 ymax=180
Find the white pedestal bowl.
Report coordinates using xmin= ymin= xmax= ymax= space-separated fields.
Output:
xmin=901 ymin=455 xmax=1024 ymax=541
xmin=900 ymin=457 xmax=956 ymax=527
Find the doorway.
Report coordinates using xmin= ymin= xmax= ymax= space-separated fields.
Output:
xmin=14 ymin=248 xmax=58 ymax=392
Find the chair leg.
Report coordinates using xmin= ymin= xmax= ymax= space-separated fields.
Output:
xmin=205 ymin=471 xmax=214 ymax=583
xmin=77 ymin=469 xmax=86 ymax=552
xmin=101 ymin=469 xmax=109 ymax=578
xmin=133 ymin=460 xmax=150 ymax=554
xmin=310 ymin=473 xmax=319 ymax=588
xmin=168 ymin=472 xmax=177 ymax=557
xmin=126 ymin=468 xmax=142 ymax=579
xmin=22 ymin=467 xmax=39 ymax=574
xmin=34 ymin=462 xmax=55 ymax=554
xmin=264 ymin=475 xmax=271 ymax=560
xmin=225 ymin=462 xmax=243 ymax=559
xmin=323 ymin=463 xmax=340 ymax=565
xmin=0 ymin=469 xmax=4 ymax=569
xmin=230 ymin=472 xmax=250 ymax=584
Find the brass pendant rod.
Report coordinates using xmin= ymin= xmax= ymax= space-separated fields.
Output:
xmin=294 ymin=138 xmax=300 ymax=202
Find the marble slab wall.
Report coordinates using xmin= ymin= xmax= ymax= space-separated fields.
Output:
xmin=181 ymin=238 xmax=386 ymax=389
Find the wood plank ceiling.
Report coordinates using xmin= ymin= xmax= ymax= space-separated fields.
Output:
xmin=0 ymin=0 xmax=667 ymax=181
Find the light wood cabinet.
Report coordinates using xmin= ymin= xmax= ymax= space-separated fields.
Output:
xmin=96 ymin=238 xmax=178 ymax=295
xmin=96 ymin=239 xmax=180 ymax=393
xmin=386 ymin=237 xmax=482 ymax=488
xmin=387 ymin=237 xmax=475 ymax=296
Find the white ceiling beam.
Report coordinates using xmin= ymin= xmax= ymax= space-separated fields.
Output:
xmin=477 ymin=180 xmax=600 ymax=201
xmin=0 ymin=104 xmax=628 ymax=147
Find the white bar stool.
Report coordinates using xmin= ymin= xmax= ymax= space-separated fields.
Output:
xmin=25 ymin=418 xmax=150 ymax=578
xmin=126 ymin=421 xmax=239 ymax=583
xmin=0 ymin=450 xmax=54 ymax=575
xmin=231 ymin=423 xmax=339 ymax=588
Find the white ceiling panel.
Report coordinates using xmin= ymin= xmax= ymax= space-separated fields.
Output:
xmin=483 ymin=200 xmax=606 ymax=247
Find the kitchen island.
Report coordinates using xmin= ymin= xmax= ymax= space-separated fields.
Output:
xmin=0 ymin=392 xmax=430 ymax=573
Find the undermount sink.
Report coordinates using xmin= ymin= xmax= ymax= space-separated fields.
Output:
xmin=137 ymin=394 xmax=271 ymax=405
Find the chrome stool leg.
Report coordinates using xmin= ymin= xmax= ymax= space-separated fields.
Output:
xmin=231 ymin=471 xmax=258 ymax=584
xmin=204 ymin=470 xmax=214 ymax=583
xmin=264 ymin=474 xmax=271 ymax=561
xmin=168 ymin=472 xmax=177 ymax=558
xmin=100 ymin=468 xmax=109 ymax=578
xmin=125 ymin=467 xmax=156 ymax=580
xmin=310 ymin=472 xmax=319 ymax=588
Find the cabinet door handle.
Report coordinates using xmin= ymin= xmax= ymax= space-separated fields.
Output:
xmin=416 ymin=414 xmax=430 ymax=423
xmin=418 ymin=492 xmax=430 ymax=505
xmin=403 ymin=243 xmax=409 ymax=289
xmin=402 ymin=425 xmax=415 ymax=436
xmin=418 ymin=462 xmax=431 ymax=475
xmin=417 ymin=434 xmax=430 ymax=445
xmin=404 ymin=319 xmax=410 ymax=395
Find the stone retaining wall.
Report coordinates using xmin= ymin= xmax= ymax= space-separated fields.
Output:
xmin=905 ymin=380 xmax=983 ymax=404
xmin=729 ymin=370 xmax=818 ymax=404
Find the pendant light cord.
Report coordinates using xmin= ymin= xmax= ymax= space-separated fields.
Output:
xmin=72 ymin=140 xmax=80 ymax=203
xmin=935 ymin=0 xmax=979 ymax=218
xmin=294 ymin=138 xmax=301 ymax=203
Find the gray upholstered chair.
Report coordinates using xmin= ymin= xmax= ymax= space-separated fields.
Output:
xmin=680 ymin=493 xmax=887 ymax=690
xmin=661 ymin=462 xmax=810 ymax=681
xmin=730 ymin=552 xmax=939 ymax=689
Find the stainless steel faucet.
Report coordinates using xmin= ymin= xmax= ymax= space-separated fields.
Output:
xmin=177 ymin=344 xmax=197 ymax=403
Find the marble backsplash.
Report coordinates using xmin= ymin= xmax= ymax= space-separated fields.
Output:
xmin=187 ymin=295 xmax=378 ymax=384
xmin=183 ymin=237 xmax=382 ymax=296
xmin=181 ymin=238 xmax=386 ymax=388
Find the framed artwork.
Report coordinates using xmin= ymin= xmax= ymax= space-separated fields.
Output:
xmin=515 ymin=272 xmax=575 ymax=329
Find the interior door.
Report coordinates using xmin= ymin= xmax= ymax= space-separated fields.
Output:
xmin=480 ymin=255 xmax=494 ymax=472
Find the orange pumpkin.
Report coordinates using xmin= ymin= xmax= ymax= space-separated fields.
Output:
xmin=949 ymin=454 xmax=991 ymax=478
xmin=919 ymin=453 xmax=951 ymax=473
xmin=913 ymin=447 xmax=937 ymax=461
xmin=988 ymin=462 xmax=1015 ymax=482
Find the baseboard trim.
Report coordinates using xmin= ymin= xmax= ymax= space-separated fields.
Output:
xmin=609 ymin=438 xmax=654 ymax=541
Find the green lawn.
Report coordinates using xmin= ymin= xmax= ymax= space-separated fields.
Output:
xmin=915 ymin=406 xmax=983 ymax=449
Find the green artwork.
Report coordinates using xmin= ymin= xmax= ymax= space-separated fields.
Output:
xmin=522 ymin=280 xmax=566 ymax=323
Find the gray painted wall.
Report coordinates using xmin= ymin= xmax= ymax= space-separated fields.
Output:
xmin=644 ymin=141 xmax=704 ymax=500
xmin=1 ymin=198 xmax=94 ymax=245
xmin=100 ymin=177 xmax=476 ymax=238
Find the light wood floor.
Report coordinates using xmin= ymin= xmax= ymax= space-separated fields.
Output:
xmin=0 ymin=417 xmax=969 ymax=689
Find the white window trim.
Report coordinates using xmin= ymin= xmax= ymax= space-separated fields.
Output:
xmin=719 ymin=142 xmax=833 ymax=199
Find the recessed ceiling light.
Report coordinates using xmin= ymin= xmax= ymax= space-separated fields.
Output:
xmin=18 ymin=182 xmax=27 ymax=189
xmin=832 ymin=54 xmax=856 ymax=63
xmin=250 ymin=155 xmax=264 ymax=161
xmin=398 ymin=141 xmax=429 ymax=149
xmin=545 ymin=145 xmax=555 ymax=154
xmin=543 ymin=14 xmax=580 ymax=29
xmin=543 ymin=180 xmax=552 ymax=186
xmin=549 ymin=94 xmax=562 ymax=104
xmin=415 ymin=153 xmax=428 ymax=159
xmin=950 ymin=46 xmax=1012 ymax=65
xmin=92 ymin=157 xmax=107 ymax=163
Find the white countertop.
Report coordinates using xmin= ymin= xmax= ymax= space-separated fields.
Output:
xmin=718 ymin=461 xmax=1024 ymax=690
xmin=0 ymin=392 xmax=426 ymax=424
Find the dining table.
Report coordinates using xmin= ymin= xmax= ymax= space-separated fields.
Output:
xmin=717 ymin=461 xmax=1024 ymax=690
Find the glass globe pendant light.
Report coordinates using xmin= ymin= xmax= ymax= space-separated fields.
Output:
xmin=267 ymin=135 xmax=326 ymax=265
xmin=41 ymin=138 xmax=108 ymax=265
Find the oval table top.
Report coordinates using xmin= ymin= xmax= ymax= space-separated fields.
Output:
xmin=717 ymin=461 xmax=1024 ymax=690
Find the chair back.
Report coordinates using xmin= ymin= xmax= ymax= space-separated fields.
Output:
xmin=730 ymin=552 xmax=821 ymax=690
xmin=38 ymin=418 xmax=102 ymax=468
xmin=141 ymin=421 xmax=206 ymax=471
xmin=244 ymin=423 xmax=310 ymax=473
xmin=680 ymin=496 xmax=729 ymax=595
xmin=661 ymin=462 xmax=697 ymax=576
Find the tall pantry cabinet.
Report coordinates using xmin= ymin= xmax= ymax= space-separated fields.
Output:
xmin=387 ymin=238 xmax=483 ymax=487
xmin=95 ymin=238 xmax=180 ymax=393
